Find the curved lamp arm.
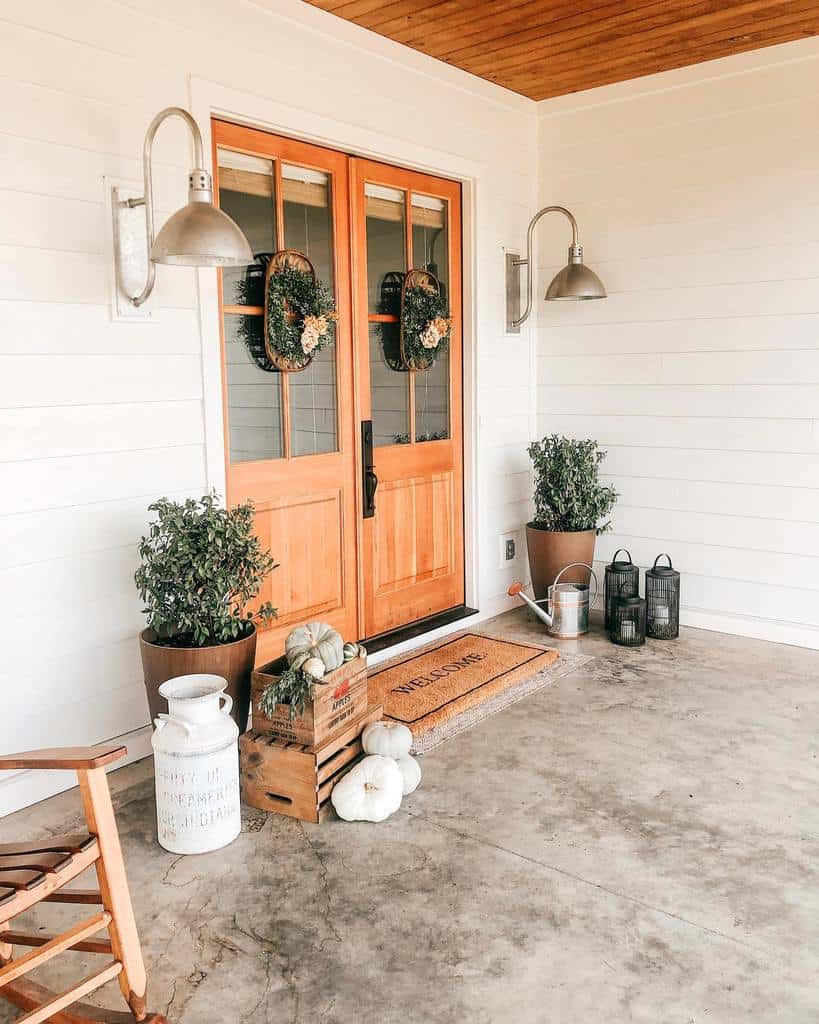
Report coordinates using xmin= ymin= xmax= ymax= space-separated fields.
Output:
xmin=511 ymin=205 xmax=579 ymax=327
xmin=123 ymin=107 xmax=206 ymax=308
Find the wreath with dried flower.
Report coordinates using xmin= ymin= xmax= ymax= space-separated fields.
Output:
xmin=264 ymin=251 xmax=337 ymax=371
xmin=400 ymin=270 xmax=452 ymax=370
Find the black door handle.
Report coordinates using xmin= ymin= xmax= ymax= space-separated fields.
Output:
xmin=361 ymin=420 xmax=377 ymax=518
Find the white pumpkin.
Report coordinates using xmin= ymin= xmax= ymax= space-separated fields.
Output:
xmin=285 ymin=621 xmax=344 ymax=672
xmin=302 ymin=657 xmax=325 ymax=679
xmin=395 ymin=755 xmax=421 ymax=795
xmin=361 ymin=720 xmax=413 ymax=759
xmin=331 ymin=755 xmax=403 ymax=822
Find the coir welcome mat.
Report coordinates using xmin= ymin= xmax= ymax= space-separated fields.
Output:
xmin=368 ymin=633 xmax=567 ymax=753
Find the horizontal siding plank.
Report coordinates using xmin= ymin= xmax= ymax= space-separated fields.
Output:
xmin=538 ymin=278 xmax=819 ymax=329
xmin=0 ymin=444 xmax=205 ymax=515
xmin=0 ymin=490 xmax=196 ymax=569
xmin=0 ymin=302 xmax=200 ymax=355
xmin=612 ymin=506 xmax=819 ymax=563
xmin=0 ymin=246 xmax=196 ymax=308
xmin=537 ymin=413 xmax=816 ymax=454
xmin=605 ymin=476 xmax=819 ymax=525
xmin=0 ymin=400 xmax=204 ymax=461
xmin=537 ymin=315 xmax=819 ymax=357
xmin=601 ymin=445 xmax=819 ymax=490
xmin=539 ymin=385 xmax=819 ymax=420
xmin=0 ymin=354 xmax=202 ymax=408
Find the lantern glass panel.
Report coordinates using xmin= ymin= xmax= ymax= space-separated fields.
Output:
xmin=610 ymin=595 xmax=646 ymax=647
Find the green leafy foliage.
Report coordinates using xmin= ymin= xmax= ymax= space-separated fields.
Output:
xmin=258 ymin=663 xmax=314 ymax=721
xmin=135 ymin=493 xmax=277 ymax=648
xmin=401 ymin=280 xmax=451 ymax=370
xmin=528 ymin=434 xmax=618 ymax=534
xmin=266 ymin=264 xmax=336 ymax=367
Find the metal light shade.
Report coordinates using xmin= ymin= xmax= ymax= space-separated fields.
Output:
xmin=545 ymin=260 xmax=607 ymax=301
xmin=152 ymin=201 xmax=252 ymax=267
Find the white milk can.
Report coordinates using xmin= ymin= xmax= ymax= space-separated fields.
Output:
xmin=152 ymin=674 xmax=241 ymax=855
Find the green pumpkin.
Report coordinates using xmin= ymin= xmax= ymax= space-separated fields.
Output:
xmin=343 ymin=641 xmax=364 ymax=662
xmin=285 ymin=621 xmax=344 ymax=672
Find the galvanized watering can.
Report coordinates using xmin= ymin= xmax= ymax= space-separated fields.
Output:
xmin=508 ymin=562 xmax=599 ymax=639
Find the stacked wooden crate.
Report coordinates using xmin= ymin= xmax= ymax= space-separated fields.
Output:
xmin=239 ymin=654 xmax=381 ymax=823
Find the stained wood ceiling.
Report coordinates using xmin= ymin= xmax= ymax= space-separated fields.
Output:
xmin=303 ymin=0 xmax=819 ymax=100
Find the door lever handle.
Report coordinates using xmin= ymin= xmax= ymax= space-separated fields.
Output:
xmin=365 ymin=468 xmax=379 ymax=511
xmin=361 ymin=420 xmax=377 ymax=518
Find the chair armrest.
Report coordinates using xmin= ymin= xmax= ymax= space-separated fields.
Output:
xmin=0 ymin=745 xmax=128 ymax=772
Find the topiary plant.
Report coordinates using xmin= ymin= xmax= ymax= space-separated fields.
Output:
xmin=528 ymin=434 xmax=618 ymax=533
xmin=135 ymin=492 xmax=277 ymax=647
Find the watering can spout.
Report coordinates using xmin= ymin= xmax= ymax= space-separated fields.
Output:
xmin=508 ymin=580 xmax=553 ymax=627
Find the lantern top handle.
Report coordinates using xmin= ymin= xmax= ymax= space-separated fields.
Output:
xmin=652 ymin=553 xmax=674 ymax=570
xmin=611 ymin=549 xmax=633 ymax=565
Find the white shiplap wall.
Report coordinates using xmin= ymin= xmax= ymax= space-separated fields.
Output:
xmin=536 ymin=39 xmax=819 ymax=649
xmin=0 ymin=0 xmax=537 ymax=812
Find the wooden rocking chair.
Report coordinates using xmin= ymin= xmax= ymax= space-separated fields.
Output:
xmin=0 ymin=745 xmax=168 ymax=1024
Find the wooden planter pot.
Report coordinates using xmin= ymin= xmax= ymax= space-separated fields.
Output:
xmin=525 ymin=525 xmax=596 ymax=600
xmin=251 ymin=655 xmax=368 ymax=748
xmin=139 ymin=627 xmax=257 ymax=732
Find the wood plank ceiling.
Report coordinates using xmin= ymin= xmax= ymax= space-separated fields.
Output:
xmin=303 ymin=0 xmax=819 ymax=100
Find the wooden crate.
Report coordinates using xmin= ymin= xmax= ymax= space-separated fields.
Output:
xmin=240 ymin=703 xmax=383 ymax=823
xmin=251 ymin=654 xmax=368 ymax=747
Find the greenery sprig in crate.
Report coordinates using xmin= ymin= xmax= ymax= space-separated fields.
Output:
xmin=253 ymin=622 xmax=368 ymax=747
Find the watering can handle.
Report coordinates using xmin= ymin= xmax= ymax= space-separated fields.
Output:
xmin=220 ymin=693 xmax=233 ymax=717
xmin=552 ymin=561 xmax=600 ymax=610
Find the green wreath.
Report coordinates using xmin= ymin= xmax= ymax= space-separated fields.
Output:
xmin=266 ymin=262 xmax=336 ymax=370
xmin=401 ymin=275 xmax=451 ymax=370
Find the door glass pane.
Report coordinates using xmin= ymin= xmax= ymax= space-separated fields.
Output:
xmin=282 ymin=164 xmax=338 ymax=456
xmin=217 ymin=149 xmax=274 ymax=306
xmin=412 ymin=193 xmax=450 ymax=441
xmin=411 ymin=193 xmax=448 ymax=299
xmin=366 ymin=184 xmax=406 ymax=315
xmin=366 ymin=184 xmax=409 ymax=445
xmin=370 ymin=324 xmax=409 ymax=446
xmin=415 ymin=348 xmax=449 ymax=441
xmin=223 ymin=314 xmax=283 ymax=463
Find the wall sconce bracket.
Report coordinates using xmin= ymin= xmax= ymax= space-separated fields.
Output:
xmin=110 ymin=184 xmax=153 ymax=321
xmin=505 ymin=252 xmax=522 ymax=334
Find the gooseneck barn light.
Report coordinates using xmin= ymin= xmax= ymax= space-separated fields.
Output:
xmin=112 ymin=107 xmax=252 ymax=310
xmin=505 ymin=205 xmax=606 ymax=332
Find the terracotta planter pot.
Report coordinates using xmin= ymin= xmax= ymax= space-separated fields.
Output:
xmin=139 ymin=627 xmax=257 ymax=732
xmin=525 ymin=524 xmax=596 ymax=601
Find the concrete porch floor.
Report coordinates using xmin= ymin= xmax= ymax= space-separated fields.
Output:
xmin=1 ymin=609 xmax=818 ymax=1023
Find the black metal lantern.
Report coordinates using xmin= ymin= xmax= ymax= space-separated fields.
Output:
xmin=646 ymin=553 xmax=680 ymax=639
xmin=604 ymin=549 xmax=639 ymax=630
xmin=610 ymin=593 xmax=647 ymax=647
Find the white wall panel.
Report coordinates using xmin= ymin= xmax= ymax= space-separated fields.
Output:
xmin=538 ymin=39 xmax=819 ymax=649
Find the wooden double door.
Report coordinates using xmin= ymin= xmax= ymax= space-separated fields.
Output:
xmin=213 ymin=121 xmax=464 ymax=664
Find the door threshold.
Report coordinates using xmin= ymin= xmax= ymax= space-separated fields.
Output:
xmin=365 ymin=605 xmax=479 ymax=656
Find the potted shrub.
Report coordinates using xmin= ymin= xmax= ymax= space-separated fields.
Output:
xmin=135 ymin=493 xmax=277 ymax=730
xmin=526 ymin=435 xmax=618 ymax=598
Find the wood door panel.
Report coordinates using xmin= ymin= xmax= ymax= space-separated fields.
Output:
xmin=259 ymin=491 xmax=344 ymax=622
xmin=375 ymin=472 xmax=454 ymax=594
xmin=352 ymin=157 xmax=464 ymax=638
xmin=214 ymin=121 xmax=358 ymax=665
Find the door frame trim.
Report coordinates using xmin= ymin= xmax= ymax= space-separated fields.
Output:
xmin=190 ymin=76 xmax=481 ymax=631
